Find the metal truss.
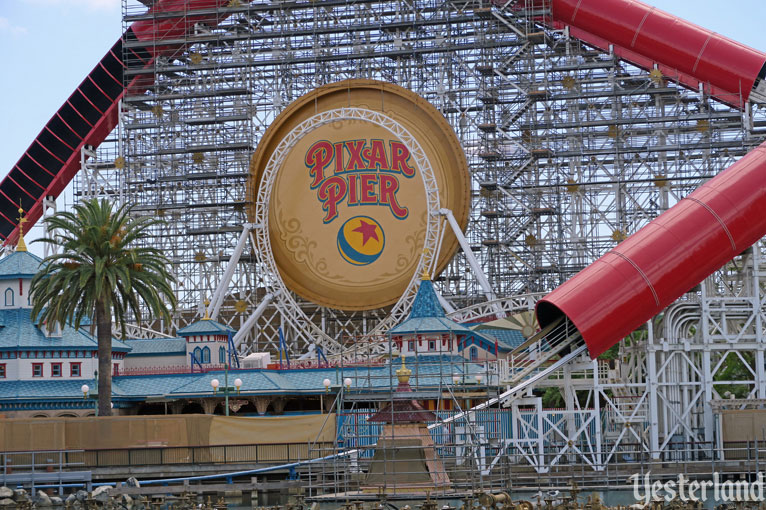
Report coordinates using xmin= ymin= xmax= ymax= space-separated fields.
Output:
xmin=447 ymin=293 xmax=544 ymax=323
xmin=469 ymin=241 xmax=766 ymax=475
xmin=66 ymin=1 xmax=765 ymax=361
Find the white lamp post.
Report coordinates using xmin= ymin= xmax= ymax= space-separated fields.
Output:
xmin=210 ymin=378 xmax=220 ymax=393
xmin=81 ymin=384 xmax=89 ymax=399
xmin=343 ymin=377 xmax=352 ymax=390
xmin=323 ymin=378 xmax=331 ymax=393
xmin=234 ymin=378 xmax=243 ymax=395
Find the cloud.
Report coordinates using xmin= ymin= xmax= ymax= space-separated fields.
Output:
xmin=21 ymin=0 xmax=121 ymax=12
xmin=0 ymin=17 xmax=28 ymax=36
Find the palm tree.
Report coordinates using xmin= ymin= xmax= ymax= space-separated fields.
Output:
xmin=31 ymin=198 xmax=176 ymax=416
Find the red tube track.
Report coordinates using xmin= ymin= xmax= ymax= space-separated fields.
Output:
xmin=0 ymin=0 xmax=230 ymax=246
xmin=496 ymin=0 xmax=766 ymax=358
xmin=537 ymin=142 xmax=766 ymax=358
xmin=514 ymin=0 xmax=766 ymax=107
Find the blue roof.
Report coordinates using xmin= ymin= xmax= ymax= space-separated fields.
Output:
xmin=123 ymin=338 xmax=187 ymax=356
xmin=460 ymin=332 xmax=512 ymax=353
xmin=410 ymin=279 xmax=445 ymax=318
xmin=111 ymin=373 xmax=204 ymax=397
xmin=0 ymin=308 xmax=130 ymax=352
xmin=476 ymin=329 xmax=526 ymax=350
xmin=390 ymin=278 xmax=473 ymax=335
xmin=0 ymin=379 xmax=99 ymax=400
xmin=0 ymin=357 xmax=490 ymax=401
xmin=390 ymin=316 xmax=473 ymax=334
xmin=0 ymin=250 xmax=43 ymax=279
xmin=177 ymin=319 xmax=234 ymax=336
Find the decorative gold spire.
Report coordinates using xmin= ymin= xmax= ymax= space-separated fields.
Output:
xmin=396 ymin=356 xmax=411 ymax=384
xmin=421 ymin=248 xmax=431 ymax=280
xmin=203 ymin=299 xmax=211 ymax=320
xmin=16 ymin=206 xmax=27 ymax=252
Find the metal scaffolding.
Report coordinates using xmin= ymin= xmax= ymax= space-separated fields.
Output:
xmin=53 ymin=0 xmax=766 ymax=478
xmin=303 ymin=274 xmax=766 ymax=491
xmin=80 ymin=0 xmax=766 ymax=357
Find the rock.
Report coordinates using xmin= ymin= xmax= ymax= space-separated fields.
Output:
xmin=125 ymin=477 xmax=140 ymax=488
xmin=13 ymin=489 xmax=28 ymax=501
xmin=50 ymin=496 xmax=64 ymax=506
xmin=120 ymin=494 xmax=134 ymax=507
xmin=34 ymin=490 xmax=52 ymax=506
xmin=91 ymin=486 xmax=111 ymax=503
xmin=0 ymin=499 xmax=14 ymax=506
xmin=74 ymin=490 xmax=89 ymax=502
xmin=65 ymin=494 xmax=77 ymax=505
xmin=0 ymin=489 xmax=11 ymax=500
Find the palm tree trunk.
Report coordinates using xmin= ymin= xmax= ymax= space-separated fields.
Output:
xmin=95 ymin=298 xmax=112 ymax=417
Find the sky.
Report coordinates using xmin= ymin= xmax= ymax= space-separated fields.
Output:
xmin=0 ymin=0 xmax=765 ymax=247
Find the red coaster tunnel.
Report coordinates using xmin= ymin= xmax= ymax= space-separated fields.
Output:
xmin=0 ymin=0 xmax=232 ymax=246
xmin=520 ymin=0 xmax=766 ymax=358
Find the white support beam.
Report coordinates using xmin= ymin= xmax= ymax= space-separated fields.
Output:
xmin=209 ymin=223 xmax=253 ymax=320
xmin=700 ymin=279 xmax=716 ymax=449
xmin=429 ymin=344 xmax=587 ymax=430
xmin=563 ymin=363 xmax=576 ymax=441
xmin=753 ymin=245 xmax=766 ymax=399
xmin=232 ymin=292 xmax=276 ymax=350
xmin=434 ymin=287 xmax=456 ymax=314
xmin=42 ymin=196 xmax=58 ymax=258
xmin=439 ymin=208 xmax=497 ymax=302
xmin=592 ymin=358 xmax=604 ymax=469
xmin=647 ymin=321 xmax=661 ymax=459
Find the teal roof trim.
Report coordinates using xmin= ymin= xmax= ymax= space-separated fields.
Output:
xmin=478 ymin=329 xmax=526 ymax=350
xmin=460 ymin=332 xmax=511 ymax=353
xmin=177 ymin=320 xmax=234 ymax=336
xmin=123 ymin=338 xmax=187 ymax=356
xmin=0 ymin=380 xmax=100 ymax=399
xmin=0 ymin=357 xmax=491 ymax=401
xmin=0 ymin=309 xmax=131 ymax=352
xmin=409 ymin=279 xmax=445 ymax=318
xmin=390 ymin=316 xmax=473 ymax=335
xmin=390 ymin=278 xmax=474 ymax=335
xmin=0 ymin=251 xmax=43 ymax=279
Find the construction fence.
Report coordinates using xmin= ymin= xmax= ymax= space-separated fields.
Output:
xmin=0 ymin=414 xmax=336 ymax=468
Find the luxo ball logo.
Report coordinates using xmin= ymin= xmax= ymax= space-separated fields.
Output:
xmin=305 ymin=138 xmax=414 ymax=266
xmin=337 ymin=216 xmax=385 ymax=266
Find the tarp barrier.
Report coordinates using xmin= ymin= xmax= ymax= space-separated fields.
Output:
xmin=0 ymin=414 xmax=335 ymax=452
xmin=208 ymin=414 xmax=336 ymax=445
xmin=721 ymin=409 xmax=766 ymax=443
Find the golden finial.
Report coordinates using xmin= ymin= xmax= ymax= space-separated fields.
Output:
xmin=420 ymin=248 xmax=431 ymax=280
xmin=396 ymin=355 xmax=412 ymax=384
xmin=16 ymin=205 xmax=27 ymax=252
xmin=203 ymin=298 xmax=211 ymax=320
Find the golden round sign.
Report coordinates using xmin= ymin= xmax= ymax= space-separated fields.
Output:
xmin=249 ymin=80 xmax=470 ymax=311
